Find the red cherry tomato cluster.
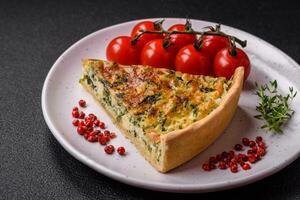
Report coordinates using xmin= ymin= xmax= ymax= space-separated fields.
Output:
xmin=71 ymin=99 xmax=126 ymax=156
xmin=106 ymin=20 xmax=251 ymax=80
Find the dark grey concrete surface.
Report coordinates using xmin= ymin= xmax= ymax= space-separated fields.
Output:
xmin=1 ymin=0 xmax=299 ymax=199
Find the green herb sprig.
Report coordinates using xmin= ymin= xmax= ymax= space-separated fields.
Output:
xmin=254 ymin=80 xmax=297 ymax=133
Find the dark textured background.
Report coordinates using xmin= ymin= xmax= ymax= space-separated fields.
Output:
xmin=1 ymin=0 xmax=300 ymax=199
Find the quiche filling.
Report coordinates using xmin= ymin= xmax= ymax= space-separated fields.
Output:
xmin=80 ymin=60 xmax=232 ymax=164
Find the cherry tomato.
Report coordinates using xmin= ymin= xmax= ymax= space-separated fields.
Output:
xmin=131 ymin=21 xmax=163 ymax=52
xmin=201 ymin=35 xmax=230 ymax=59
xmin=106 ymin=36 xmax=139 ymax=65
xmin=167 ymin=24 xmax=196 ymax=51
xmin=140 ymin=39 xmax=177 ymax=69
xmin=175 ymin=44 xmax=211 ymax=75
xmin=213 ymin=47 xmax=251 ymax=80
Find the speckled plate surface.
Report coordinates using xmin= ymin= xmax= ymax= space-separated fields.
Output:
xmin=41 ymin=18 xmax=300 ymax=193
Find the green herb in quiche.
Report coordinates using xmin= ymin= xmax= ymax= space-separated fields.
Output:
xmin=254 ymin=80 xmax=297 ymax=133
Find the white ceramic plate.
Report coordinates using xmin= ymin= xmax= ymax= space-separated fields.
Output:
xmin=42 ymin=18 xmax=300 ymax=193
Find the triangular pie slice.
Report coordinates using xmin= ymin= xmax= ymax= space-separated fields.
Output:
xmin=80 ymin=59 xmax=244 ymax=173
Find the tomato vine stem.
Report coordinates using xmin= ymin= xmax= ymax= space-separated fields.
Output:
xmin=131 ymin=29 xmax=247 ymax=48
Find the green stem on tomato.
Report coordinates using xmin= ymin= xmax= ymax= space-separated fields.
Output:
xmin=153 ymin=19 xmax=165 ymax=30
xmin=193 ymin=33 xmax=204 ymax=51
xmin=229 ymin=37 xmax=238 ymax=56
xmin=162 ymin=33 xmax=173 ymax=48
xmin=184 ymin=19 xmax=193 ymax=32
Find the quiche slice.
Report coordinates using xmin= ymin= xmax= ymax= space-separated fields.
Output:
xmin=80 ymin=59 xmax=244 ymax=173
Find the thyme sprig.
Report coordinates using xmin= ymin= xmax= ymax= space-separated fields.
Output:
xmin=254 ymin=80 xmax=297 ymax=133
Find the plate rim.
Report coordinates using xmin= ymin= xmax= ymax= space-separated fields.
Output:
xmin=41 ymin=17 xmax=300 ymax=193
